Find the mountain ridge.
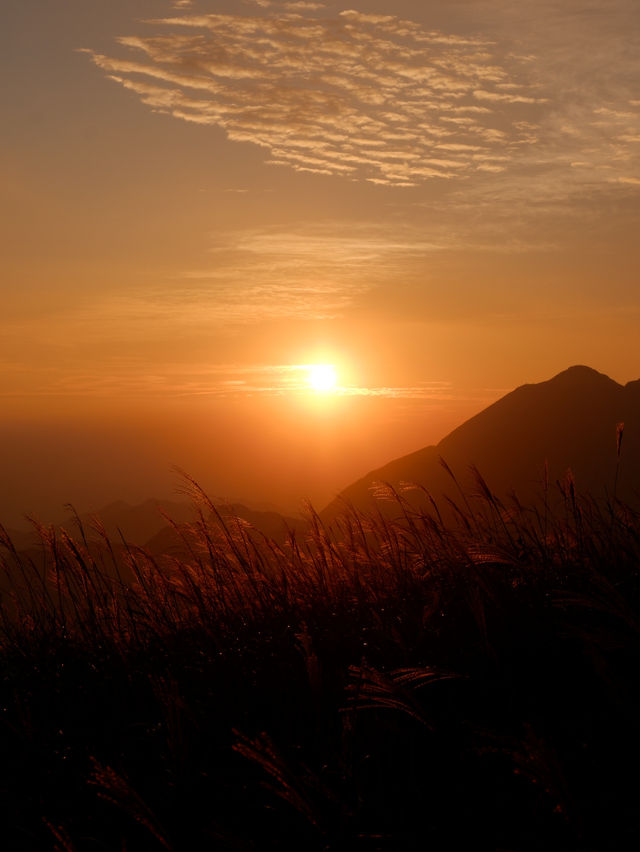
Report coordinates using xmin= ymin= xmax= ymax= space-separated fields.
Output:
xmin=321 ymin=365 xmax=640 ymax=521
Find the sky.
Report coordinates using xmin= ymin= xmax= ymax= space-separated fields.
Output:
xmin=2 ymin=0 xmax=639 ymax=525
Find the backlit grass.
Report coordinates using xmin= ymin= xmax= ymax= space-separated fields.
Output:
xmin=1 ymin=469 xmax=639 ymax=850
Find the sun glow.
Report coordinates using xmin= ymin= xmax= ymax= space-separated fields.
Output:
xmin=308 ymin=364 xmax=338 ymax=393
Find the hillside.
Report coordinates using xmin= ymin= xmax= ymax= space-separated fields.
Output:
xmin=323 ymin=366 xmax=640 ymax=521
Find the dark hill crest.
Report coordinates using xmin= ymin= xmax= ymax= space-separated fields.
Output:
xmin=322 ymin=366 xmax=640 ymax=522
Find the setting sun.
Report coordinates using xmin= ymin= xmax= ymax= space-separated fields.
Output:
xmin=308 ymin=364 xmax=338 ymax=393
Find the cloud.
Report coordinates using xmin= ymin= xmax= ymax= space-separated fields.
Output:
xmin=80 ymin=0 xmax=639 ymax=210
xmin=153 ymin=365 xmax=456 ymax=400
xmin=11 ymin=222 xmax=459 ymax=381
xmin=84 ymin=4 xmax=547 ymax=186
xmin=0 ymin=355 xmax=456 ymax=401
xmin=159 ymin=223 xmax=449 ymax=323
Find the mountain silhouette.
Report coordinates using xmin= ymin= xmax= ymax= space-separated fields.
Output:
xmin=62 ymin=498 xmax=304 ymax=550
xmin=72 ymin=498 xmax=197 ymax=545
xmin=1 ymin=499 xmax=305 ymax=594
xmin=322 ymin=366 xmax=640 ymax=521
xmin=144 ymin=503 xmax=306 ymax=555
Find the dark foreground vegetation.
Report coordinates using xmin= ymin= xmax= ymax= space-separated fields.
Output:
xmin=1 ymin=470 xmax=639 ymax=850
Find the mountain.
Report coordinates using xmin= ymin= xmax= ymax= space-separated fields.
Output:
xmin=0 ymin=528 xmax=41 ymax=552
xmin=68 ymin=499 xmax=197 ymax=545
xmin=58 ymin=498 xmax=304 ymax=551
xmin=144 ymin=503 xmax=306 ymax=556
xmin=322 ymin=366 xmax=640 ymax=522
xmin=1 ymin=499 xmax=304 ymax=590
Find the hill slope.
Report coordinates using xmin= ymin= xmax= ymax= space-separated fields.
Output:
xmin=322 ymin=366 xmax=640 ymax=520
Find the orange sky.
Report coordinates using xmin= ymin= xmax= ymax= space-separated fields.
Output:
xmin=2 ymin=0 xmax=639 ymax=526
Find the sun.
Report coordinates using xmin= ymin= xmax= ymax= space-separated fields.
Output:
xmin=308 ymin=364 xmax=338 ymax=393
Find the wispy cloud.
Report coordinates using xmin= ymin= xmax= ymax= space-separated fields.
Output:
xmin=0 ymin=224 xmax=450 ymax=367
xmin=82 ymin=1 xmax=639 ymax=196
xmin=151 ymin=223 xmax=449 ymax=323
xmin=0 ymin=354 xmax=455 ymax=402
xmin=84 ymin=3 xmax=546 ymax=187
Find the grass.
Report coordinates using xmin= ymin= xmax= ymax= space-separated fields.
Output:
xmin=0 ymin=468 xmax=639 ymax=850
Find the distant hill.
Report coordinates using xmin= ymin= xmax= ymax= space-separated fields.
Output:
xmin=144 ymin=503 xmax=306 ymax=555
xmin=71 ymin=498 xmax=197 ymax=545
xmin=322 ymin=366 xmax=640 ymax=522
xmin=2 ymin=497 xmax=303 ymax=552
xmin=63 ymin=498 xmax=304 ymax=551
xmin=1 ymin=500 xmax=305 ymax=585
